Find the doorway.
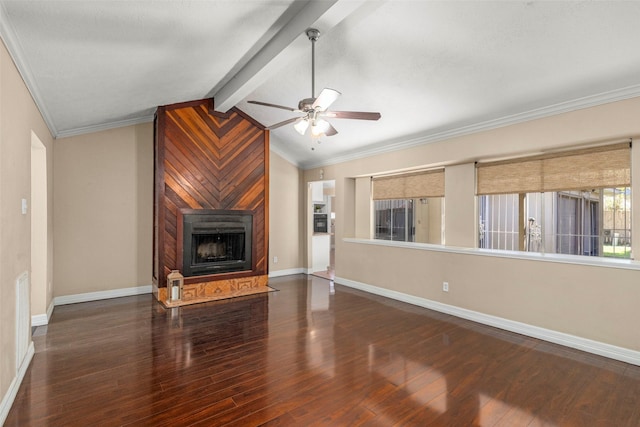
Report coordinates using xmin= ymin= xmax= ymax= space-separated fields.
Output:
xmin=31 ymin=131 xmax=48 ymax=322
xmin=310 ymin=180 xmax=335 ymax=280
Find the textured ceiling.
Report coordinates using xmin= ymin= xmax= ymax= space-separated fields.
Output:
xmin=2 ymin=0 xmax=640 ymax=169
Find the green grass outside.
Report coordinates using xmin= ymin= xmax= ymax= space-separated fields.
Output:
xmin=603 ymin=245 xmax=632 ymax=258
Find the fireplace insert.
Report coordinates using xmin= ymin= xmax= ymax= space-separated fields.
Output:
xmin=180 ymin=210 xmax=252 ymax=276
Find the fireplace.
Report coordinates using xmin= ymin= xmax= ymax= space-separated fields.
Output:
xmin=153 ymin=100 xmax=268 ymax=305
xmin=180 ymin=210 xmax=253 ymax=277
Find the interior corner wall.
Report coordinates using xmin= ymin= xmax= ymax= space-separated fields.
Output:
xmin=444 ymin=163 xmax=476 ymax=247
xmin=341 ymin=177 xmax=356 ymax=239
xmin=53 ymin=120 xmax=298 ymax=291
xmin=269 ymin=150 xmax=304 ymax=273
xmin=302 ymin=96 xmax=640 ymax=354
xmin=354 ymin=177 xmax=372 ymax=239
xmin=0 ymin=38 xmax=54 ymax=422
xmin=54 ymin=123 xmax=154 ymax=297
xmin=53 ymin=121 xmax=299 ymax=297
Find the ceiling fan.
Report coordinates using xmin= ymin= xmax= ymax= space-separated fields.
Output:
xmin=248 ymin=28 xmax=381 ymax=138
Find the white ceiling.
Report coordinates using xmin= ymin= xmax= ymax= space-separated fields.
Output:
xmin=2 ymin=1 xmax=640 ymax=169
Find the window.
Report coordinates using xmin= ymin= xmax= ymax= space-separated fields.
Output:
xmin=372 ymin=169 xmax=445 ymax=244
xmin=478 ymin=188 xmax=630 ymax=258
xmin=478 ymin=193 xmax=521 ymax=251
xmin=476 ymin=142 xmax=631 ymax=258
xmin=374 ymin=199 xmax=414 ymax=241
xmin=602 ymin=187 xmax=631 ymax=258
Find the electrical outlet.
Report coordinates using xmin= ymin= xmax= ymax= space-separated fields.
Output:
xmin=273 ymin=256 xmax=278 ymax=264
xmin=442 ymin=281 xmax=449 ymax=292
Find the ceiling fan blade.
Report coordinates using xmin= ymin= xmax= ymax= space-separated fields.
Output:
xmin=312 ymin=88 xmax=341 ymax=111
xmin=322 ymin=111 xmax=381 ymax=121
xmin=324 ymin=122 xmax=338 ymax=136
xmin=247 ymin=100 xmax=297 ymax=112
xmin=267 ymin=117 xmax=301 ymax=130
xmin=311 ymin=119 xmax=338 ymax=137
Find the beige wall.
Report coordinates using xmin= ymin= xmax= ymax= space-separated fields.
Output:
xmin=269 ymin=151 xmax=304 ymax=273
xmin=54 ymin=124 xmax=153 ymax=296
xmin=53 ymin=128 xmax=304 ymax=294
xmin=354 ymin=177 xmax=372 ymax=238
xmin=428 ymin=198 xmax=442 ymax=244
xmin=444 ymin=163 xmax=476 ymax=247
xmin=414 ymin=197 xmax=442 ymax=244
xmin=304 ymin=96 xmax=640 ymax=353
xmin=0 ymin=40 xmax=54 ymax=416
xmin=338 ymin=244 xmax=640 ymax=350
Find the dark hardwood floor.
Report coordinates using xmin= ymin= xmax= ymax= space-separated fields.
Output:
xmin=6 ymin=274 xmax=640 ymax=426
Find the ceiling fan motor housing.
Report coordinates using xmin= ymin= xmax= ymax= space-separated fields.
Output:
xmin=298 ymin=98 xmax=316 ymax=112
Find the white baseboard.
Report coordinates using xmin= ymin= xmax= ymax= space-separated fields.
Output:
xmin=54 ymin=285 xmax=152 ymax=306
xmin=0 ymin=341 xmax=34 ymax=426
xmin=31 ymin=299 xmax=55 ymax=326
xmin=268 ymin=268 xmax=305 ymax=278
xmin=335 ymin=276 xmax=640 ymax=366
xmin=33 ymin=286 xmax=152 ymax=324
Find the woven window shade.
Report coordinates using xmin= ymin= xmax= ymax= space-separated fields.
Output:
xmin=372 ymin=169 xmax=445 ymax=200
xmin=476 ymin=142 xmax=630 ymax=195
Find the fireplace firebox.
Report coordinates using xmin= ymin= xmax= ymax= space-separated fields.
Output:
xmin=180 ymin=210 xmax=252 ymax=277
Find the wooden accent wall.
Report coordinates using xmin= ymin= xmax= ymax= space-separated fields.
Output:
xmin=153 ymin=98 xmax=269 ymax=296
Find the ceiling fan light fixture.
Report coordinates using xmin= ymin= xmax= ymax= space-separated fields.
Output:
xmin=311 ymin=119 xmax=331 ymax=137
xmin=247 ymin=27 xmax=380 ymax=139
xmin=294 ymin=119 xmax=309 ymax=135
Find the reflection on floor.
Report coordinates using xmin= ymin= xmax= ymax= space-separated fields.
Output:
xmin=6 ymin=274 xmax=640 ymax=426
xmin=312 ymin=236 xmax=335 ymax=280
xmin=311 ymin=269 xmax=334 ymax=280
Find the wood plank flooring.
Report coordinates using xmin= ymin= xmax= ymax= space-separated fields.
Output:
xmin=6 ymin=274 xmax=640 ymax=426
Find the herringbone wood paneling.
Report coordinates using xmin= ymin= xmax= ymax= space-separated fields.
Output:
xmin=154 ymin=99 xmax=268 ymax=292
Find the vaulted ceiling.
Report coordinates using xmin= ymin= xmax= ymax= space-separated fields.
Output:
xmin=2 ymin=0 xmax=640 ymax=168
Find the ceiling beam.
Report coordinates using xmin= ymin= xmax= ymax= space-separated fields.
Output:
xmin=208 ymin=0 xmax=367 ymax=114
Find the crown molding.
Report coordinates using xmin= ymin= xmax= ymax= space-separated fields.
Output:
xmin=3 ymin=0 xmax=639 ymax=161
xmin=55 ymin=115 xmax=154 ymax=139
xmin=0 ymin=2 xmax=59 ymax=137
xmin=301 ymin=84 xmax=640 ymax=170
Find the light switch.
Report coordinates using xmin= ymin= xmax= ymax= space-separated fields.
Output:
xmin=21 ymin=198 xmax=27 ymax=215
